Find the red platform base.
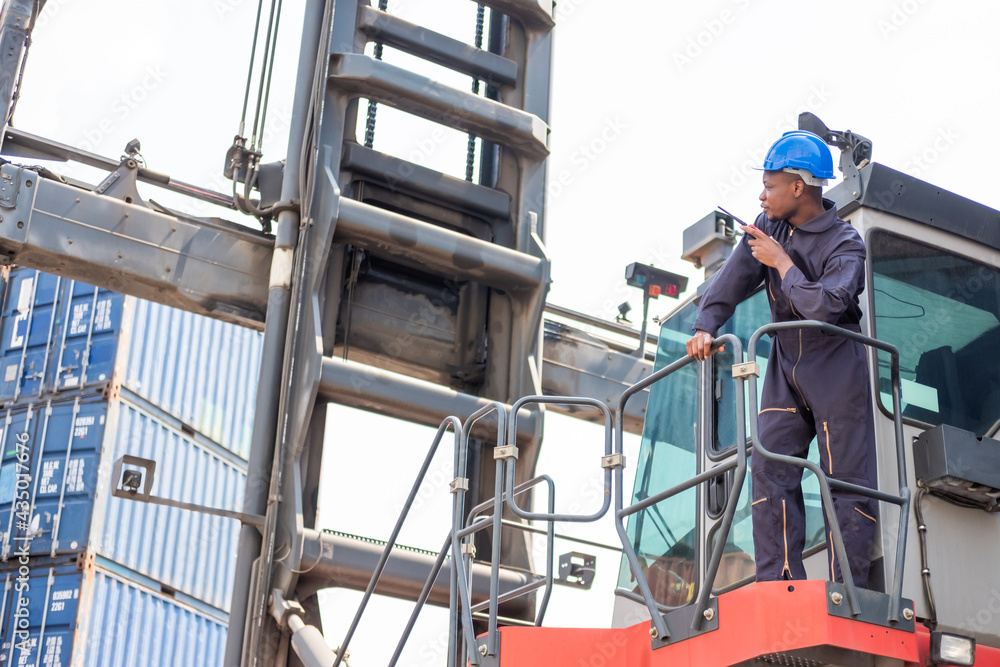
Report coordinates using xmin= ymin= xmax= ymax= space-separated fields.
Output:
xmin=488 ymin=581 xmax=1000 ymax=666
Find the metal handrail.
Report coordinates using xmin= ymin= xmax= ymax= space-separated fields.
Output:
xmin=747 ymin=320 xmax=910 ymax=624
xmin=460 ymin=475 xmax=557 ymax=657
xmin=451 ymin=402 xmax=508 ymax=666
xmin=334 ymin=416 xmax=463 ymax=667
xmin=363 ymin=322 xmax=909 ymax=664
xmin=613 ymin=333 xmax=745 ymax=642
xmin=505 ymin=395 xmax=615 ymax=523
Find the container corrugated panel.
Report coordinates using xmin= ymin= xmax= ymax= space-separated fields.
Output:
xmin=52 ymin=281 xmax=125 ymax=392
xmin=0 ymin=271 xmax=63 ymax=401
xmin=95 ymin=400 xmax=245 ymax=611
xmin=0 ymin=397 xmax=105 ymax=558
xmin=0 ymin=394 xmax=245 ymax=611
xmin=0 ymin=562 xmax=226 ymax=666
xmin=0 ymin=267 xmax=262 ymax=459
xmin=120 ymin=298 xmax=260 ymax=459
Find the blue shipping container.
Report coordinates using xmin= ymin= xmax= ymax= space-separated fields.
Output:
xmin=0 ymin=561 xmax=227 ymax=666
xmin=0 ymin=393 xmax=246 ymax=611
xmin=0 ymin=268 xmax=262 ymax=458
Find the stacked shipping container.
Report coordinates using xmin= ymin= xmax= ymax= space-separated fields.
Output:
xmin=0 ymin=268 xmax=262 ymax=665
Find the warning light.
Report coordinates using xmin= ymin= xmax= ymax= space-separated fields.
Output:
xmin=624 ymin=263 xmax=688 ymax=300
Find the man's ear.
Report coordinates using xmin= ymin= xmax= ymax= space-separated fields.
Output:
xmin=792 ymin=178 xmax=805 ymax=199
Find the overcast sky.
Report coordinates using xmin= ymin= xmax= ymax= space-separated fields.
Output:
xmin=11 ymin=0 xmax=1000 ymax=663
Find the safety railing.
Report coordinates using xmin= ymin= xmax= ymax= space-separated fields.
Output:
xmin=330 ymin=323 xmax=910 ymax=665
xmin=461 ymin=475 xmax=556 ymax=658
xmin=332 ymin=400 xmax=560 ymax=667
xmin=331 ymin=416 xmax=463 ymax=667
xmin=614 ymin=333 xmax=747 ymax=641
xmin=747 ymin=320 xmax=910 ymax=623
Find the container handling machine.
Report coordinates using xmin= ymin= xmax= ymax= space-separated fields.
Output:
xmin=0 ymin=0 xmax=999 ymax=665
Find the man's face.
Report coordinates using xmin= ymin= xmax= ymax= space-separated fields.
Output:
xmin=759 ymin=171 xmax=800 ymax=221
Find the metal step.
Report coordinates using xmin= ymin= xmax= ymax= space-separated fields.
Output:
xmin=342 ymin=142 xmax=511 ymax=219
xmin=329 ymin=53 xmax=549 ymax=160
xmin=358 ymin=6 xmax=518 ymax=86
xmin=334 ymin=197 xmax=545 ymax=291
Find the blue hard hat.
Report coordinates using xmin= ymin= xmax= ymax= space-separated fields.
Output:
xmin=760 ymin=130 xmax=835 ymax=182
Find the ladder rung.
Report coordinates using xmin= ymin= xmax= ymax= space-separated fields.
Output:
xmin=359 ymin=6 xmax=518 ymax=87
xmin=342 ymin=143 xmax=511 ymax=219
xmin=334 ymin=197 xmax=545 ymax=292
xmin=329 ymin=53 xmax=549 ymax=160
xmin=477 ymin=0 xmax=554 ymax=31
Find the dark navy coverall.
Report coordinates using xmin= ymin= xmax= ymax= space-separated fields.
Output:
xmin=693 ymin=199 xmax=877 ymax=589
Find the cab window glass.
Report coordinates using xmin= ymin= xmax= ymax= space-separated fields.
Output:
xmin=617 ymin=299 xmax=699 ymax=607
xmin=870 ymin=231 xmax=1000 ymax=435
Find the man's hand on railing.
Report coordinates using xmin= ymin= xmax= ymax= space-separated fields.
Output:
xmin=686 ymin=329 xmax=722 ymax=361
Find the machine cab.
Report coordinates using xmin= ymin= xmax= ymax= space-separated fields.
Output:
xmin=613 ymin=161 xmax=1000 ymax=654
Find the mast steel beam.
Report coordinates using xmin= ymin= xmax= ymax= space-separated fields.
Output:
xmin=0 ymin=162 xmax=647 ymax=434
xmin=334 ymin=197 xmax=545 ymax=293
xmin=328 ymin=53 xmax=549 ymax=160
xmin=0 ymin=0 xmax=35 ymax=124
xmin=357 ymin=6 xmax=518 ymax=87
xmin=0 ymin=167 xmax=272 ymax=328
xmin=318 ymin=356 xmax=538 ymax=444
xmin=475 ymin=0 xmax=554 ymax=31
xmin=297 ymin=530 xmax=534 ymax=618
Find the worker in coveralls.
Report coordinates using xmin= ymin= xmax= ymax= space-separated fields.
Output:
xmin=686 ymin=130 xmax=877 ymax=589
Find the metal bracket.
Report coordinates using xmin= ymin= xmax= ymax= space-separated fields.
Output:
xmin=650 ymin=597 xmax=720 ymax=650
xmin=270 ymin=588 xmax=305 ymax=628
xmin=732 ymin=362 xmax=759 ymax=379
xmin=798 ymin=112 xmax=872 ymax=201
xmin=556 ymin=552 xmax=596 ymax=589
xmin=93 ymin=140 xmax=148 ymax=207
xmin=449 ymin=477 xmax=469 ymax=493
xmin=0 ymin=162 xmax=21 ymax=208
xmin=493 ymin=445 xmax=519 ymax=460
xmin=111 ymin=455 xmax=266 ymax=528
xmin=601 ymin=453 xmax=625 ymax=469
xmin=461 ymin=542 xmax=476 ymax=557
xmin=825 ymin=582 xmax=915 ymax=631
xmin=477 ymin=630 xmax=500 ymax=666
